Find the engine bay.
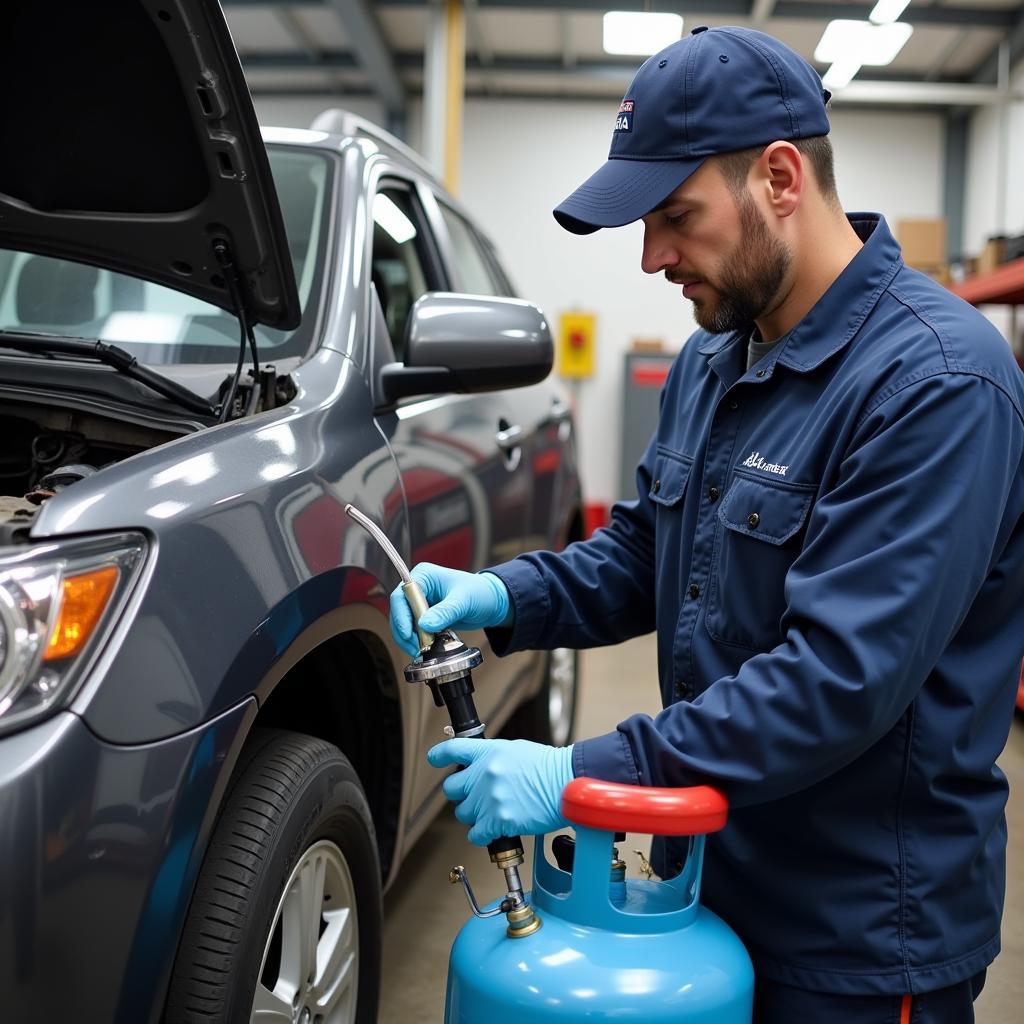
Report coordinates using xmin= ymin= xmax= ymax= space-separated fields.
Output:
xmin=0 ymin=402 xmax=183 ymax=544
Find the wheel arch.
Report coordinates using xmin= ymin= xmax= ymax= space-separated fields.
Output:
xmin=250 ymin=622 xmax=406 ymax=882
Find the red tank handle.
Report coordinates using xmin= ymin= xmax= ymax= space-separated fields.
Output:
xmin=561 ymin=777 xmax=728 ymax=836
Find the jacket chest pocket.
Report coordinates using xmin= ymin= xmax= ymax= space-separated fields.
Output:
xmin=649 ymin=449 xmax=693 ymax=508
xmin=706 ymin=471 xmax=815 ymax=650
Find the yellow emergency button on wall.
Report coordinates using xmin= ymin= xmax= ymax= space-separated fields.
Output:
xmin=45 ymin=565 xmax=120 ymax=661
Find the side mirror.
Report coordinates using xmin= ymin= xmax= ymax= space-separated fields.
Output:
xmin=377 ymin=293 xmax=553 ymax=406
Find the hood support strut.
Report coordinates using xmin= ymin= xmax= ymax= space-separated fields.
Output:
xmin=213 ymin=238 xmax=262 ymax=423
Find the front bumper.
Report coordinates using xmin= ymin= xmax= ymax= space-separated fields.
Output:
xmin=0 ymin=699 xmax=256 ymax=1024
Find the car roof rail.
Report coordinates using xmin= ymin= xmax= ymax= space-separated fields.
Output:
xmin=310 ymin=108 xmax=437 ymax=180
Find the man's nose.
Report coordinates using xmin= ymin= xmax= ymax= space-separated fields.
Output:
xmin=640 ymin=225 xmax=678 ymax=275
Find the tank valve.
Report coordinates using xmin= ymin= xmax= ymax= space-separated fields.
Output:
xmin=634 ymin=848 xmax=655 ymax=880
xmin=449 ymin=865 xmax=541 ymax=938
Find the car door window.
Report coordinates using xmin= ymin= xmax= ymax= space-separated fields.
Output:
xmin=437 ymin=203 xmax=503 ymax=297
xmin=371 ymin=185 xmax=435 ymax=361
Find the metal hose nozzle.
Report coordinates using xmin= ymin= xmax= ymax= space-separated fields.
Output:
xmin=344 ymin=504 xmax=434 ymax=650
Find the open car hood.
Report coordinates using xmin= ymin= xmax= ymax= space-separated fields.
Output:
xmin=0 ymin=0 xmax=299 ymax=330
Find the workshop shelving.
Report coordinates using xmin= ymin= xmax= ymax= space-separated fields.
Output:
xmin=949 ymin=256 xmax=1024 ymax=306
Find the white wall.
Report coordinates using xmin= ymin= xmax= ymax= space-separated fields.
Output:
xmin=827 ymin=110 xmax=945 ymax=222
xmin=962 ymin=57 xmax=1024 ymax=348
xmin=963 ymin=59 xmax=1024 ymax=256
xmin=455 ymin=99 xmax=945 ymax=504
xmin=252 ymin=94 xmax=946 ymax=505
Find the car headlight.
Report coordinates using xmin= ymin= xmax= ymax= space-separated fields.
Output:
xmin=0 ymin=532 xmax=147 ymax=734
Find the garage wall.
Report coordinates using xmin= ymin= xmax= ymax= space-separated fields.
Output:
xmin=255 ymin=94 xmax=945 ymax=506
xmin=455 ymin=99 xmax=944 ymax=505
xmin=961 ymin=57 xmax=1024 ymax=349
xmin=962 ymin=58 xmax=1024 ymax=256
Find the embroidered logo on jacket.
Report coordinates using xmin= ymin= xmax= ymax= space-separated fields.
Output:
xmin=741 ymin=451 xmax=789 ymax=477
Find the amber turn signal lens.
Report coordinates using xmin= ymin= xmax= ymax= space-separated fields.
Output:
xmin=44 ymin=566 xmax=120 ymax=661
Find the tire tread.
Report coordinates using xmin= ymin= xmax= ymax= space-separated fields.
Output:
xmin=163 ymin=729 xmax=380 ymax=1024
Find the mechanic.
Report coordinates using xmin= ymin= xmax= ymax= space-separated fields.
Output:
xmin=390 ymin=26 xmax=1024 ymax=1024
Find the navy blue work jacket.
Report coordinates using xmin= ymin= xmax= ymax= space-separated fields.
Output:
xmin=487 ymin=215 xmax=1024 ymax=996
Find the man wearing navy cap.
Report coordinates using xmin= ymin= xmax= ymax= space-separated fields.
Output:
xmin=391 ymin=26 xmax=1024 ymax=1023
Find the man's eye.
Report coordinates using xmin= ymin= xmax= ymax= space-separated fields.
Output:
xmin=665 ymin=211 xmax=689 ymax=225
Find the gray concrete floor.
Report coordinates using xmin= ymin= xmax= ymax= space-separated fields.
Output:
xmin=381 ymin=634 xmax=1024 ymax=1022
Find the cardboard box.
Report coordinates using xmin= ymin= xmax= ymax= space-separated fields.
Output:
xmin=921 ymin=263 xmax=951 ymax=287
xmin=977 ymin=237 xmax=1006 ymax=275
xmin=1003 ymin=234 xmax=1024 ymax=263
xmin=630 ymin=338 xmax=665 ymax=353
xmin=897 ymin=219 xmax=946 ymax=266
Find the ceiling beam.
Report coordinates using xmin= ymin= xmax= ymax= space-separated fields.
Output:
xmin=368 ymin=0 xmax=1020 ymax=30
xmin=561 ymin=11 xmax=576 ymax=69
xmin=244 ymin=51 xmax=361 ymax=71
xmin=241 ymin=49 xmax=1019 ymax=106
xmin=831 ymin=80 xmax=1020 ymax=106
xmin=224 ymin=0 xmax=1019 ymax=30
xmin=466 ymin=0 xmax=494 ymax=67
xmin=324 ymin=0 xmax=407 ymax=117
xmin=241 ymin=49 xmax=968 ymax=82
xmin=771 ymin=2 xmax=1015 ymax=28
xmin=273 ymin=8 xmax=320 ymax=61
xmin=924 ymin=33 xmax=965 ymax=83
xmin=970 ymin=5 xmax=1024 ymax=84
xmin=465 ymin=0 xmax=495 ymax=95
xmin=946 ymin=5 xmax=1024 ymax=120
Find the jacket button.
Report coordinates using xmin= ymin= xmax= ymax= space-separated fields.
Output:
xmin=747 ymin=512 xmax=760 ymax=529
xmin=653 ymin=479 xmax=661 ymax=493
xmin=755 ymin=369 xmax=766 ymax=378
xmin=729 ymin=399 xmax=739 ymax=411
xmin=674 ymin=680 xmax=686 ymax=697
xmin=708 ymin=485 xmax=720 ymax=501
xmin=688 ymin=583 xmax=700 ymax=599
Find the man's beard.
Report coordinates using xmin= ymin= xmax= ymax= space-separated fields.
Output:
xmin=692 ymin=193 xmax=791 ymax=335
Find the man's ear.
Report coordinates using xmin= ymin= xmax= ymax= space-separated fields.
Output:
xmin=754 ymin=141 xmax=803 ymax=218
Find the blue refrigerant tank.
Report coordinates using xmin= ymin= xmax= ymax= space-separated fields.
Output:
xmin=445 ymin=778 xmax=754 ymax=1022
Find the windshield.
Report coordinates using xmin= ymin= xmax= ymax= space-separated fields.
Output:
xmin=0 ymin=146 xmax=331 ymax=365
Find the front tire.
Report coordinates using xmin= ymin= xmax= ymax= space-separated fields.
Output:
xmin=164 ymin=729 xmax=381 ymax=1024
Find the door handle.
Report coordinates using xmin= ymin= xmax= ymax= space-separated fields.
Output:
xmin=550 ymin=399 xmax=570 ymax=422
xmin=496 ymin=422 xmax=523 ymax=472
xmin=495 ymin=424 xmax=523 ymax=450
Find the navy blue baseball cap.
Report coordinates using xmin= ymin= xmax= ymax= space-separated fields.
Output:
xmin=554 ymin=26 xmax=831 ymax=234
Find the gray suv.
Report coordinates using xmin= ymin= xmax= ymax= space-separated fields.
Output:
xmin=0 ymin=3 xmax=581 ymax=1021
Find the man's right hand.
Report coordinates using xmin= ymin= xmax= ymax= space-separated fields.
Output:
xmin=389 ymin=563 xmax=513 ymax=658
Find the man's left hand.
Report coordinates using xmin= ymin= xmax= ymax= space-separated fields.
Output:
xmin=427 ymin=738 xmax=575 ymax=846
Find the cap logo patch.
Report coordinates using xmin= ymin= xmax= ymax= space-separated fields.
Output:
xmin=615 ymin=99 xmax=634 ymax=133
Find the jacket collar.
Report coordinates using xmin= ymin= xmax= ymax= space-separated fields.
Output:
xmin=696 ymin=213 xmax=903 ymax=375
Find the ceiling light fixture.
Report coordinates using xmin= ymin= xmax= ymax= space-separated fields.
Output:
xmin=822 ymin=58 xmax=863 ymax=91
xmin=602 ymin=11 xmax=684 ymax=56
xmin=815 ymin=19 xmax=913 ymax=89
xmin=869 ymin=0 xmax=911 ymax=25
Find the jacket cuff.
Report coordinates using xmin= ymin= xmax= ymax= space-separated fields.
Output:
xmin=482 ymin=557 xmax=550 ymax=655
xmin=573 ymin=730 xmax=642 ymax=785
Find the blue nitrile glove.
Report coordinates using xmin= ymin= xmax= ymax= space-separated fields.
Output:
xmin=427 ymin=738 xmax=575 ymax=846
xmin=389 ymin=563 xmax=513 ymax=659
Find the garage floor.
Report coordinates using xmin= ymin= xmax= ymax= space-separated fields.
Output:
xmin=381 ymin=633 xmax=1024 ymax=1023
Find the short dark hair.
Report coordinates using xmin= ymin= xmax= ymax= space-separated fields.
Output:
xmin=716 ymin=136 xmax=839 ymax=207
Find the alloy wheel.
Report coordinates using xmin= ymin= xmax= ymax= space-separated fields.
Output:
xmin=251 ymin=839 xmax=359 ymax=1024
xmin=548 ymin=647 xmax=577 ymax=748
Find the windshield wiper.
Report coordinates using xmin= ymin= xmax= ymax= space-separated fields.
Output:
xmin=0 ymin=330 xmax=217 ymax=417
